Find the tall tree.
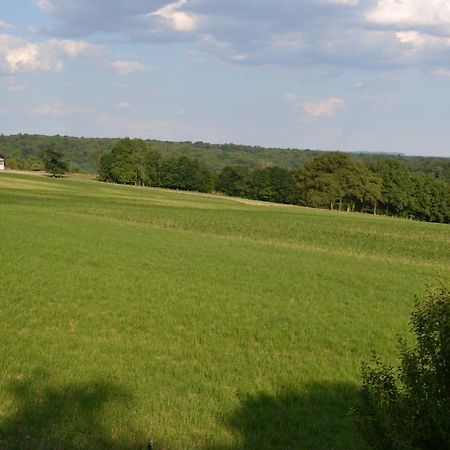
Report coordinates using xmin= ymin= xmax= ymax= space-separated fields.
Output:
xmin=371 ymin=159 xmax=413 ymax=216
xmin=42 ymin=149 xmax=68 ymax=177
xmin=296 ymin=152 xmax=380 ymax=212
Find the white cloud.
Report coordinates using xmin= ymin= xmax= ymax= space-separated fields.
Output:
xmin=270 ymin=33 xmax=304 ymax=50
xmin=117 ymin=101 xmax=130 ymax=109
xmin=0 ymin=34 xmax=103 ymax=73
xmin=396 ymin=31 xmax=450 ymax=48
xmin=327 ymin=0 xmax=358 ymax=5
xmin=110 ymin=60 xmax=154 ymax=75
xmin=22 ymin=0 xmax=450 ymax=72
xmin=0 ymin=21 xmax=16 ymax=30
xmin=33 ymin=0 xmax=56 ymax=12
xmin=302 ymin=97 xmax=345 ymax=118
xmin=149 ymin=0 xmax=198 ymax=32
xmin=367 ymin=0 xmax=450 ymax=26
xmin=434 ymin=68 xmax=450 ymax=77
xmin=30 ymin=102 xmax=86 ymax=118
xmin=284 ymin=94 xmax=345 ymax=118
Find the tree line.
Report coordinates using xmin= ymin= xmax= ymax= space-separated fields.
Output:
xmin=99 ymin=138 xmax=450 ymax=224
xmin=2 ymin=133 xmax=450 ymax=182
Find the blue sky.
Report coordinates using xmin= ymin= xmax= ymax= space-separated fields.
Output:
xmin=1 ymin=0 xmax=450 ymax=157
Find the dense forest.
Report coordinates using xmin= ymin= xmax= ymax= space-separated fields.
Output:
xmin=97 ymin=138 xmax=450 ymax=224
xmin=1 ymin=133 xmax=450 ymax=182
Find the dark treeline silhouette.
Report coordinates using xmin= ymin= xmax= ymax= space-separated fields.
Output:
xmin=98 ymin=139 xmax=450 ymax=224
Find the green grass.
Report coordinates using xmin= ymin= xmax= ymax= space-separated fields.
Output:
xmin=1 ymin=172 xmax=449 ymax=449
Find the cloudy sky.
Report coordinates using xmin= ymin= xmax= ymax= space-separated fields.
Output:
xmin=1 ymin=0 xmax=450 ymax=156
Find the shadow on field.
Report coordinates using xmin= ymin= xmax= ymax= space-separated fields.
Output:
xmin=208 ymin=382 xmax=365 ymax=450
xmin=0 ymin=372 xmax=145 ymax=450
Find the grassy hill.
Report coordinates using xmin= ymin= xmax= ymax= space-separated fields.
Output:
xmin=0 ymin=172 xmax=449 ymax=449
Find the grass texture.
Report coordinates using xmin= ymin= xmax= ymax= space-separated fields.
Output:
xmin=0 ymin=172 xmax=449 ymax=449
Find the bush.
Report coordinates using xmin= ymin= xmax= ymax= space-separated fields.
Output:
xmin=357 ymin=286 xmax=450 ymax=450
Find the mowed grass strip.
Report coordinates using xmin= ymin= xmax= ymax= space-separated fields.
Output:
xmin=0 ymin=172 xmax=448 ymax=449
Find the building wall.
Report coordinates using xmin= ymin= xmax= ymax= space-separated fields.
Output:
xmin=0 ymin=160 xmax=5 ymax=170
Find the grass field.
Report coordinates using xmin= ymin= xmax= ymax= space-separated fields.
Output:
xmin=1 ymin=171 xmax=449 ymax=449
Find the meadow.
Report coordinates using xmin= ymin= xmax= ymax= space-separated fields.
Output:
xmin=0 ymin=171 xmax=449 ymax=449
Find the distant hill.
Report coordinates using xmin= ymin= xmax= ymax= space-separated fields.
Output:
xmin=1 ymin=133 xmax=449 ymax=181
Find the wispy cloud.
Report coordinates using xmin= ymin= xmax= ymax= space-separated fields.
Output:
xmin=0 ymin=21 xmax=16 ymax=30
xmin=148 ymin=0 xmax=198 ymax=32
xmin=117 ymin=101 xmax=131 ymax=109
xmin=110 ymin=60 xmax=154 ymax=75
xmin=434 ymin=68 xmax=450 ymax=77
xmin=284 ymin=94 xmax=345 ymax=118
xmin=30 ymin=102 xmax=87 ymax=118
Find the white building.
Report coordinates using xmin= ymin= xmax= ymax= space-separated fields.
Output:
xmin=0 ymin=156 xmax=4 ymax=170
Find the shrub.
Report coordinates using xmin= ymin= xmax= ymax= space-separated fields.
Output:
xmin=357 ymin=286 xmax=450 ymax=450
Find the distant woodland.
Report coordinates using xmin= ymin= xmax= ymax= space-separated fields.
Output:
xmin=1 ymin=133 xmax=450 ymax=223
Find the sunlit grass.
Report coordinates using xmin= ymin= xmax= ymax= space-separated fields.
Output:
xmin=0 ymin=172 xmax=448 ymax=449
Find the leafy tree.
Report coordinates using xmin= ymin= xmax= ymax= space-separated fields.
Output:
xmin=370 ymin=159 xmax=413 ymax=216
xmin=110 ymin=138 xmax=138 ymax=184
xmin=25 ymin=156 xmax=44 ymax=171
xmin=358 ymin=286 xmax=450 ymax=450
xmin=42 ymin=149 xmax=68 ymax=177
xmin=296 ymin=152 xmax=381 ymax=212
xmin=4 ymin=157 xmax=25 ymax=170
xmin=101 ymin=138 xmax=160 ymax=186
xmin=161 ymin=156 xmax=213 ymax=192
xmin=216 ymin=166 xmax=252 ymax=197
xmin=98 ymin=153 xmax=114 ymax=182
xmin=143 ymin=148 xmax=162 ymax=187
xmin=250 ymin=168 xmax=274 ymax=201
xmin=410 ymin=175 xmax=450 ymax=223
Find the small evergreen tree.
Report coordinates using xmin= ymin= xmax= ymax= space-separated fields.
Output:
xmin=42 ymin=149 xmax=68 ymax=177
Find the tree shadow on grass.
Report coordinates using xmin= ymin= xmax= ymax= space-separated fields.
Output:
xmin=0 ymin=372 xmax=146 ymax=450
xmin=208 ymin=382 xmax=366 ymax=450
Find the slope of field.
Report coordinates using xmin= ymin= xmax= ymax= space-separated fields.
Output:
xmin=1 ymin=172 xmax=449 ymax=449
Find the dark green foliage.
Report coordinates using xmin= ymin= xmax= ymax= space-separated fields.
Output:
xmin=2 ymin=134 xmax=450 ymax=180
xmin=250 ymin=167 xmax=297 ymax=204
xmin=217 ymin=166 xmax=297 ymax=204
xmin=160 ymin=156 xmax=214 ymax=192
xmin=358 ymin=287 xmax=450 ymax=450
xmin=143 ymin=148 xmax=162 ymax=187
xmin=370 ymin=159 xmax=413 ymax=216
xmin=98 ymin=138 xmax=161 ymax=186
xmin=216 ymin=166 xmax=252 ymax=197
xmin=0 ymin=134 xmax=114 ymax=173
xmin=25 ymin=156 xmax=44 ymax=171
xmin=98 ymin=146 xmax=450 ymax=224
xmin=110 ymin=138 xmax=138 ymax=184
xmin=296 ymin=152 xmax=382 ymax=212
xmin=3 ymin=157 xmax=25 ymax=170
xmin=98 ymin=153 xmax=114 ymax=182
xmin=410 ymin=175 xmax=450 ymax=223
xmin=42 ymin=149 xmax=68 ymax=177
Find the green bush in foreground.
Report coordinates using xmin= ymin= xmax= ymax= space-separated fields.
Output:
xmin=358 ymin=286 xmax=450 ymax=450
